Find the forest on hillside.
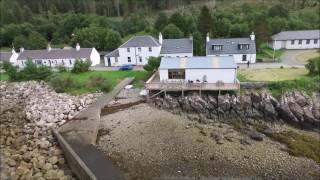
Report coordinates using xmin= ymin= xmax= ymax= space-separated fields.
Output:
xmin=0 ymin=0 xmax=319 ymax=55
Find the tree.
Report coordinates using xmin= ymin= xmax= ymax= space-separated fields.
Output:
xmin=13 ymin=35 xmax=29 ymax=49
xmin=154 ymin=12 xmax=168 ymax=32
xmin=71 ymin=26 xmax=108 ymax=51
xmin=230 ymin=23 xmax=250 ymax=37
xmin=28 ymin=31 xmax=47 ymax=49
xmin=192 ymin=31 xmax=204 ymax=56
xmin=268 ymin=17 xmax=288 ymax=34
xmin=198 ymin=6 xmax=212 ymax=37
xmin=268 ymin=4 xmax=289 ymax=18
xmin=213 ymin=18 xmax=231 ymax=37
xmin=254 ymin=18 xmax=270 ymax=50
xmin=71 ymin=59 xmax=92 ymax=73
xmin=143 ymin=57 xmax=161 ymax=72
xmin=305 ymin=57 xmax=320 ymax=75
xmin=105 ymin=30 xmax=122 ymax=51
xmin=162 ymin=24 xmax=183 ymax=39
xmin=169 ymin=12 xmax=187 ymax=34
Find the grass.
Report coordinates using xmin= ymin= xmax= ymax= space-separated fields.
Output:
xmin=0 ymin=73 xmax=8 ymax=81
xmin=58 ymin=70 xmax=151 ymax=94
xmin=271 ymin=131 xmax=320 ymax=165
xmin=238 ymin=68 xmax=308 ymax=82
xmin=296 ymin=50 xmax=320 ymax=63
xmin=256 ymin=43 xmax=285 ymax=62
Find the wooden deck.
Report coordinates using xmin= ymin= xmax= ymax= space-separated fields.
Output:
xmin=145 ymin=72 xmax=240 ymax=91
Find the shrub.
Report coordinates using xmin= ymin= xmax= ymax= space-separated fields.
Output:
xmin=143 ymin=57 xmax=161 ymax=72
xmin=48 ymin=74 xmax=75 ymax=93
xmin=1 ymin=61 xmax=13 ymax=72
xmin=86 ymin=75 xmax=112 ymax=92
xmin=57 ymin=65 xmax=67 ymax=72
xmin=71 ymin=59 xmax=92 ymax=73
xmin=305 ymin=57 xmax=320 ymax=75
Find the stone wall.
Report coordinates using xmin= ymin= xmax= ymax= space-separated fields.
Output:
xmin=149 ymin=90 xmax=320 ymax=129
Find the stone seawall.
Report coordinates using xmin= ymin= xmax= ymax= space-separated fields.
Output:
xmin=149 ymin=90 xmax=320 ymax=129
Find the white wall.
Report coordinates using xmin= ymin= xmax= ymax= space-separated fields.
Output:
xmin=90 ymin=48 xmax=100 ymax=66
xmin=186 ymin=69 xmax=236 ymax=83
xmin=159 ymin=68 xmax=236 ymax=83
xmin=271 ymin=39 xmax=320 ymax=50
xmin=10 ymin=53 xmax=19 ymax=65
xmin=118 ymin=46 xmax=161 ymax=66
xmin=104 ymin=56 xmax=121 ymax=67
xmin=208 ymin=54 xmax=256 ymax=63
xmin=17 ymin=58 xmax=82 ymax=68
xmin=160 ymin=52 xmax=193 ymax=58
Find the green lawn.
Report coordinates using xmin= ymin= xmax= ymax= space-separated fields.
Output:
xmin=0 ymin=73 xmax=8 ymax=81
xmin=58 ymin=70 xmax=151 ymax=94
xmin=256 ymin=44 xmax=285 ymax=62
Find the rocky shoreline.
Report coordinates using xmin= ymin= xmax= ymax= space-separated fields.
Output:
xmin=0 ymin=81 xmax=100 ymax=179
xmin=149 ymin=90 xmax=320 ymax=129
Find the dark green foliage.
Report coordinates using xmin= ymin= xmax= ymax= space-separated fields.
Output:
xmin=198 ymin=6 xmax=212 ymax=37
xmin=268 ymin=4 xmax=289 ymax=18
xmin=192 ymin=31 xmax=204 ymax=56
xmin=57 ymin=65 xmax=67 ymax=73
xmin=305 ymin=57 xmax=320 ymax=75
xmin=169 ymin=12 xmax=187 ymax=35
xmin=154 ymin=12 xmax=168 ymax=32
xmin=1 ymin=61 xmax=13 ymax=72
xmin=162 ymin=24 xmax=183 ymax=39
xmin=86 ymin=75 xmax=112 ymax=92
xmin=143 ymin=57 xmax=161 ymax=72
xmin=71 ymin=59 xmax=92 ymax=73
xmin=7 ymin=60 xmax=52 ymax=81
xmin=48 ymin=74 xmax=75 ymax=93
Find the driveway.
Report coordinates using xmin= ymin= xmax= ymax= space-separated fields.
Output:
xmin=281 ymin=49 xmax=319 ymax=65
xmin=91 ymin=64 xmax=145 ymax=71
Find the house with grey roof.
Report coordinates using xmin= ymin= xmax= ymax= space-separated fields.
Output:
xmin=104 ymin=33 xmax=193 ymax=67
xmin=16 ymin=43 xmax=100 ymax=68
xmin=145 ymin=56 xmax=240 ymax=92
xmin=0 ymin=49 xmax=19 ymax=65
xmin=206 ymin=33 xmax=256 ymax=64
xmin=269 ymin=30 xmax=320 ymax=50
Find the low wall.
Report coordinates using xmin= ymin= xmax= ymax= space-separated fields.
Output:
xmin=53 ymin=78 xmax=134 ymax=180
xmin=240 ymin=82 xmax=268 ymax=89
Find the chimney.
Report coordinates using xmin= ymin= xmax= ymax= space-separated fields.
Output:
xmin=189 ymin=35 xmax=193 ymax=41
xmin=206 ymin=32 xmax=210 ymax=42
xmin=20 ymin=47 xmax=24 ymax=52
xmin=76 ymin=43 xmax=80 ymax=51
xmin=12 ymin=47 xmax=16 ymax=54
xmin=159 ymin=32 xmax=163 ymax=44
xmin=47 ymin=43 xmax=52 ymax=52
xmin=250 ymin=32 xmax=255 ymax=41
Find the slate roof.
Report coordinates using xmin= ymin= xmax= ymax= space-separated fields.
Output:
xmin=119 ymin=36 xmax=161 ymax=48
xmin=159 ymin=56 xmax=237 ymax=69
xmin=105 ymin=49 xmax=119 ymax=57
xmin=271 ymin=30 xmax=320 ymax=41
xmin=160 ymin=38 xmax=193 ymax=54
xmin=0 ymin=52 xmax=12 ymax=61
xmin=206 ymin=38 xmax=256 ymax=55
xmin=17 ymin=48 xmax=94 ymax=60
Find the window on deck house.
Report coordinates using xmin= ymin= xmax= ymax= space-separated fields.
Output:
xmin=168 ymin=69 xmax=185 ymax=79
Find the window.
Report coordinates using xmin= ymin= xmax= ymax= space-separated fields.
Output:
xmin=168 ymin=69 xmax=185 ymax=79
xmin=69 ymin=60 xmax=72 ymax=65
xmin=148 ymin=47 xmax=152 ymax=52
xmin=291 ymin=40 xmax=295 ymax=45
xmin=36 ymin=60 xmax=42 ymax=65
xmin=306 ymin=39 xmax=310 ymax=44
xmin=298 ymin=40 xmax=302 ymax=44
xmin=115 ymin=57 xmax=118 ymax=63
xmin=138 ymin=47 xmax=141 ymax=52
xmin=212 ymin=45 xmax=223 ymax=51
xmin=139 ymin=56 xmax=142 ymax=62
xmin=55 ymin=60 xmax=57 ymax=64
xmin=127 ymin=57 xmax=131 ymax=62
xmin=127 ymin=48 xmax=130 ymax=52
xmin=242 ymin=55 xmax=247 ymax=61
xmin=315 ymin=39 xmax=318 ymax=44
xmin=238 ymin=44 xmax=250 ymax=50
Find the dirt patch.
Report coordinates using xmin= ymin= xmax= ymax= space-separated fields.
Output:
xmin=296 ymin=51 xmax=320 ymax=63
xmin=97 ymin=104 xmax=320 ymax=180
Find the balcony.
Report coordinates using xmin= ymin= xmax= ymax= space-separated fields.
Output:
xmin=145 ymin=72 xmax=240 ymax=91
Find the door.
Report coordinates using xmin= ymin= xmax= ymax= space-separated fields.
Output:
xmin=107 ymin=57 xmax=111 ymax=67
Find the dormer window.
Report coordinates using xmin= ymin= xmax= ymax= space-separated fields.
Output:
xmin=238 ymin=44 xmax=250 ymax=50
xmin=212 ymin=45 xmax=223 ymax=51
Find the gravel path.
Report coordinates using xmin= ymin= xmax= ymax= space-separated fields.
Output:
xmin=97 ymin=104 xmax=320 ymax=180
xmin=281 ymin=49 xmax=318 ymax=65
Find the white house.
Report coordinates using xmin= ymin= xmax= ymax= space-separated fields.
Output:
xmin=0 ymin=48 xmax=19 ymax=65
xmin=16 ymin=43 xmax=100 ymax=68
xmin=269 ymin=30 xmax=320 ymax=50
xmin=159 ymin=56 xmax=237 ymax=84
xmin=104 ymin=33 xmax=194 ymax=66
xmin=206 ymin=33 xmax=256 ymax=64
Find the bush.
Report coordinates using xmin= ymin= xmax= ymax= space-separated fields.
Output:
xmin=1 ymin=61 xmax=13 ymax=72
xmin=57 ymin=65 xmax=67 ymax=72
xmin=48 ymin=74 xmax=75 ymax=93
xmin=7 ymin=60 xmax=52 ymax=81
xmin=143 ymin=57 xmax=161 ymax=72
xmin=86 ymin=75 xmax=112 ymax=92
xmin=71 ymin=59 xmax=92 ymax=73
xmin=305 ymin=57 xmax=320 ymax=75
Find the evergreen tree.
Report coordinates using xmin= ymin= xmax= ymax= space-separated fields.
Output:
xmin=169 ymin=12 xmax=187 ymax=34
xmin=198 ymin=6 xmax=212 ymax=37
xmin=154 ymin=12 xmax=168 ymax=32
xmin=28 ymin=31 xmax=47 ymax=49
xmin=162 ymin=24 xmax=183 ymax=39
